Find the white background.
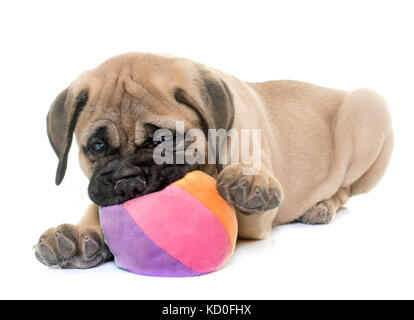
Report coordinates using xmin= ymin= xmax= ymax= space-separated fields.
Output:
xmin=0 ymin=0 xmax=413 ymax=299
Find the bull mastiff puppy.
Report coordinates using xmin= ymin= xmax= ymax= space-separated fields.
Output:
xmin=35 ymin=52 xmax=393 ymax=269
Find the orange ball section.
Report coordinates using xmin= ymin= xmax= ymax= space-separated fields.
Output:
xmin=173 ymin=170 xmax=238 ymax=255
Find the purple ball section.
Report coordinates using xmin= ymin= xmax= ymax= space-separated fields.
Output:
xmin=100 ymin=204 xmax=202 ymax=277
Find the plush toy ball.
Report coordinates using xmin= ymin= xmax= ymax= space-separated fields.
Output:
xmin=99 ymin=170 xmax=237 ymax=277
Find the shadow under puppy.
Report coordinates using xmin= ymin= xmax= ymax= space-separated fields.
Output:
xmin=35 ymin=52 xmax=393 ymax=269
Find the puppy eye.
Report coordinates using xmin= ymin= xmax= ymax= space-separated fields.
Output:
xmin=92 ymin=142 xmax=106 ymax=153
xmin=160 ymin=136 xmax=168 ymax=143
xmin=152 ymin=128 xmax=174 ymax=146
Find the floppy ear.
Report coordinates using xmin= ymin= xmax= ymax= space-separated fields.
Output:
xmin=47 ymin=87 xmax=88 ymax=185
xmin=174 ymin=70 xmax=235 ymax=172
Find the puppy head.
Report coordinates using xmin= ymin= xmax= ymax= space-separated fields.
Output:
xmin=47 ymin=53 xmax=234 ymax=206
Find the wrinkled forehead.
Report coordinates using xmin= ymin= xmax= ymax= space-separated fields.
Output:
xmin=73 ymin=54 xmax=202 ymax=147
xmin=75 ymin=91 xmax=199 ymax=150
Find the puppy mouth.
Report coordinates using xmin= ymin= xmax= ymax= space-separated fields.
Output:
xmin=88 ymin=163 xmax=199 ymax=206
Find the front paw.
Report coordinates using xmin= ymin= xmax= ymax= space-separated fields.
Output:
xmin=34 ymin=224 xmax=112 ymax=269
xmin=217 ymin=165 xmax=282 ymax=215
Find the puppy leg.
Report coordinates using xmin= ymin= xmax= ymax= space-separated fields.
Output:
xmin=297 ymin=187 xmax=350 ymax=224
xmin=35 ymin=204 xmax=112 ymax=269
xmin=298 ymin=89 xmax=393 ymax=225
xmin=236 ymin=208 xmax=279 ymax=240
xmin=217 ymin=164 xmax=284 ymax=239
xmin=338 ymin=89 xmax=394 ymax=195
xmin=349 ymin=135 xmax=393 ymax=197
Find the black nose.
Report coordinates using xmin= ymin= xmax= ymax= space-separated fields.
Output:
xmin=114 ymin=177 xmax=147 ymax=202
